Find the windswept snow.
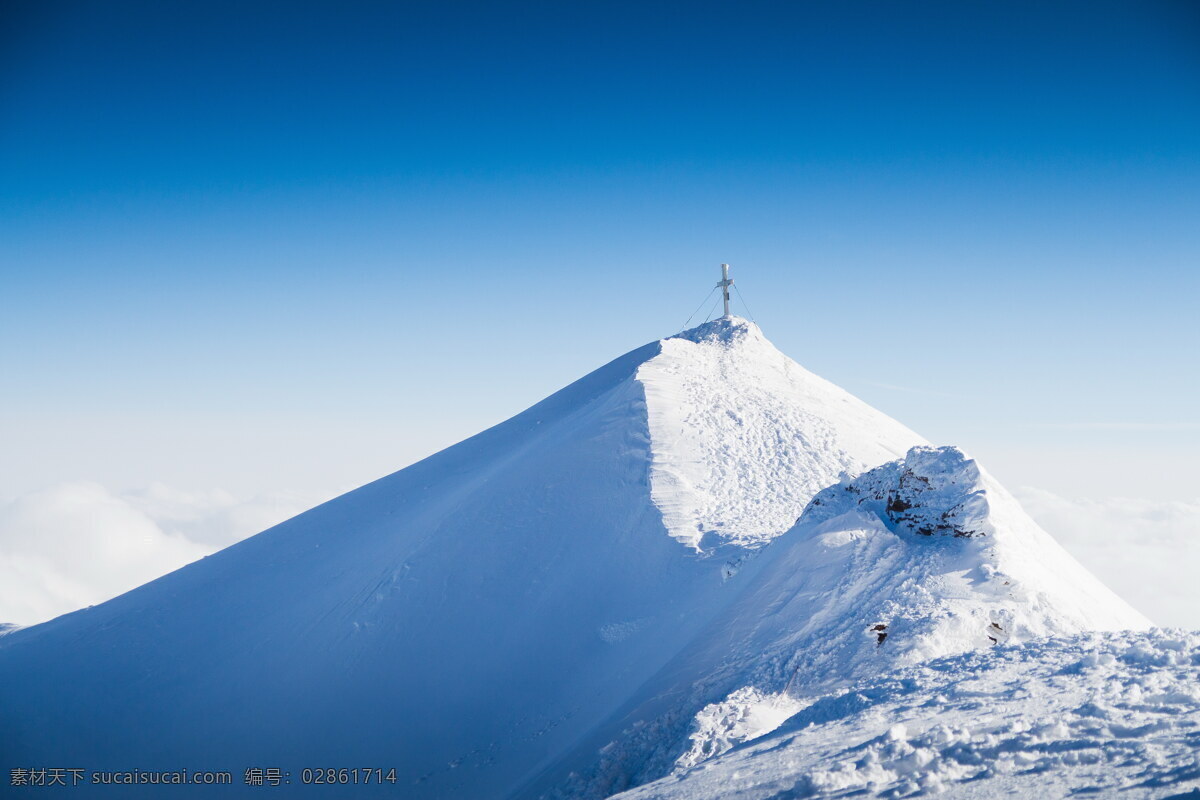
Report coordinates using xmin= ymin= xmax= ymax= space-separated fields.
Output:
xmin=676 ymin=688 xmax=805 ymax=770
xmin=615 ymin=630 xmax=1200 ymax=800
xmin=639 ymin=318 xmax=924 ymax=549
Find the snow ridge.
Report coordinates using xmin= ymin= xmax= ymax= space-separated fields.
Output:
xmin=715 ymin=445 xmax=1149 ymax=690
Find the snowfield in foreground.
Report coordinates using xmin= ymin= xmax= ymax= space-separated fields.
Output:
xmin=616 ymin=629 xmax=1200 ymax=800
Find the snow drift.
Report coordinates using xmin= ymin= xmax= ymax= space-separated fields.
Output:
xmin=0 ymin=317 xmax=1149 ymax=799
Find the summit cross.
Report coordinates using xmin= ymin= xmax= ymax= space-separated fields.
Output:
xmin=716 ymin=264 xmax=734 ymax=318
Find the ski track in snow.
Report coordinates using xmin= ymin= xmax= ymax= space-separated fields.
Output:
xmin=615 ymin=630 xmax=1200 ymax=800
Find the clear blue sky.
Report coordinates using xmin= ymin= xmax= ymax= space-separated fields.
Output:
xmin=2 ymin=0 xmax=1198 ymax=501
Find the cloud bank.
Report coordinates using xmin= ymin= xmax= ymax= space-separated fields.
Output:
xmin=1015 ymin=487 xmax=1200 ymax=629
xmin=0 ymin=483 xmax=327 ymax=626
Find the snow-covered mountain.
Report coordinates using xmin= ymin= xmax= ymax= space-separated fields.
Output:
xmin=0 ymin=317 xmax=1150 ymax=798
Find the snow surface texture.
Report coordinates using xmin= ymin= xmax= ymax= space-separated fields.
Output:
xmin=616 ymin=630 xmax=1200 ymax=800
xmin=640 ymin=318 xmax=923 ymax=549
xmin=0 ymin=318 xmax=1151 ymax=799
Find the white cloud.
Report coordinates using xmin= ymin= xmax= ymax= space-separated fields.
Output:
xmin=1015 ymin=487 xmax=1200 ymax=629
xmin=0 ymin=482 xmax=327 ymax=627
xmin=120 ymin=483 xmax=324 ymax=549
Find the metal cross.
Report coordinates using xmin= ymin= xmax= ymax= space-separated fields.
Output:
xmin=716 ymin=264 xmax=734 ymax=318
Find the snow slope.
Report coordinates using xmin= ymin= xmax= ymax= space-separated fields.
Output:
xmin=615 ymin=629 xmax=1200 ymax=800
xmin=0 ymin=318 xmax=1149 ymax=799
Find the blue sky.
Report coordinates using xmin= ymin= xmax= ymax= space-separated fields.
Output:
xmin=2 ymin=0 xmax=1198 ymax=503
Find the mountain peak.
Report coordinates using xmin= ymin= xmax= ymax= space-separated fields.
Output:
xmin=640 ymin=318 xmax=925 ymax=550
xmin=670 ymin=314 xmax=761 ymax=346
